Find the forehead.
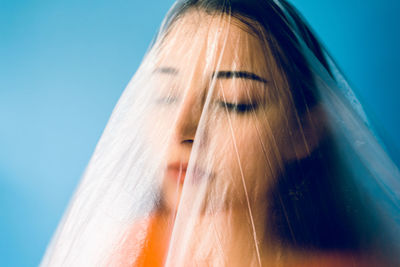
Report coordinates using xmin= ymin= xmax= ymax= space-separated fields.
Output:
xmin=154 ymin=10 xmax=270 ymax=75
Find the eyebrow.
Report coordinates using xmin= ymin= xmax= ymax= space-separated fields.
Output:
xmin=153 ymin=67 xmax=268 ymax=84
xmin=212 ymin=71 xmax=268 ymax=84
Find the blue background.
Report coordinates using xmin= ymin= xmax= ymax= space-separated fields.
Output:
xmin=1 ymin=0 xmax=399 ymax=266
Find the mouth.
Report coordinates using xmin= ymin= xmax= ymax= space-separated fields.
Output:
xmin=167 ymin=162 xmax=188 ymax=185
xmin=166 ymin=162 xmax=211 ymax=185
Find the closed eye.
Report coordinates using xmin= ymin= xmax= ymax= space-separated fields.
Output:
xmin=155 ymin=96 xmax=178 ymax=105
xmin=219 ymin=101 xmax=259 ymax=114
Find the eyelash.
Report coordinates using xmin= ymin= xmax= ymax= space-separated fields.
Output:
xmin=156 ymin=97 xmax=259 ymax=114
xmin=155 ymin=96 xmax=178 ymax=105
xmin=219 ymin=101 xmax=259 ymax=114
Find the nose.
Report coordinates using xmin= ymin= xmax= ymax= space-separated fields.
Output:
xmin=173 ymin=89 xmax=204 ymax=146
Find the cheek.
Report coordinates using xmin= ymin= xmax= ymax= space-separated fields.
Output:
xmin=236 ymin=122 xmax=278 ymax=199
xmin=144 ymin=104 xmax=179 ymax=153
xmin=208 ymin=111 xmax=283 ymax=203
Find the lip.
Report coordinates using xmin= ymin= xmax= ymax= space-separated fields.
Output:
xmin=167 ymin=162 xmax=188 ymax=185
xmin=191 ymin=165 xmax=210 ymax=184
xmin=166 ymin=162 xmax=211 ymax=185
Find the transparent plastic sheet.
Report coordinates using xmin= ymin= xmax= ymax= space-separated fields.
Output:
xmin=41 ymin=0 xmax=400 ymax=266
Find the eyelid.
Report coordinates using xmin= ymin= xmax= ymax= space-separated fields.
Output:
xmin=218 ymin=100 xmax=259 ymax=113
xmin=156 ymin=95 xmax=179 ymax=104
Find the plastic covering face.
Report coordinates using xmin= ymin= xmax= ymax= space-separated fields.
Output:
xmin=41 ymin=0 xmax=400 ymax=266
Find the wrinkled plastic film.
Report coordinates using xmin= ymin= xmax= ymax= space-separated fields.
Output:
xmin=41 ymin=1 xmax=400 ymax=266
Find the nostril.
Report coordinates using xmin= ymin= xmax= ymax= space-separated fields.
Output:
xmin=181 ymin=139 xmax=194 ymax=145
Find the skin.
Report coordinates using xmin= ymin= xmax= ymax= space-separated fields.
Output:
xmin=108 ymin=8 xmax=386 ymax=267
xmin=142 ymin=9 xmax=322 ymax=266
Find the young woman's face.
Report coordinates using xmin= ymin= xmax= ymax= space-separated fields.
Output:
xmin=145 ymin=10 xmax=296 ymax=213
